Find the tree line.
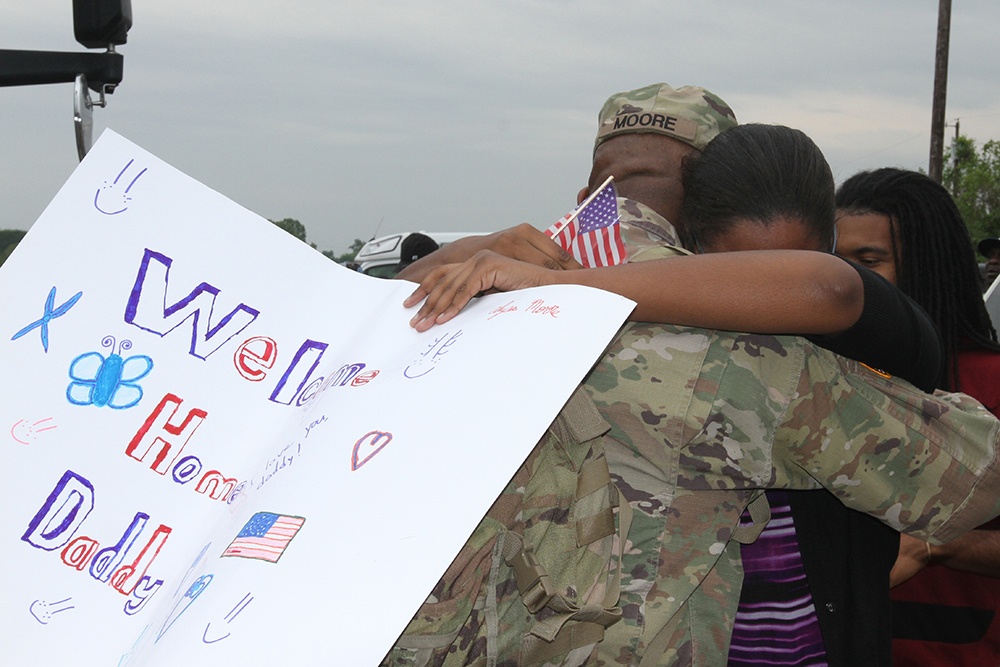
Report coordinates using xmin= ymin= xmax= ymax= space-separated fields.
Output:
xmin=268 ymin=218 xmax=365 ymax=264
xmin=943 ymin=137 xmax=1000 ymax=245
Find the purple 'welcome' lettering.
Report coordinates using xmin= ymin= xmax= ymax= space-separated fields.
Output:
xmin=124 ymin=249 xmax=260 ymax=360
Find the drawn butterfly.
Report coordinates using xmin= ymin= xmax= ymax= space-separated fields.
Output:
xmin=66 ymin=336 xmax=153 ymax=409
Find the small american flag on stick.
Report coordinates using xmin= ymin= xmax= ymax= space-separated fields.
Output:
xmin=545 ymin=176 xmax=625 ymax=268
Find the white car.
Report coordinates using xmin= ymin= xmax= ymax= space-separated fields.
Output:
xmin=354 ymin=231 xmax=486 ymax=278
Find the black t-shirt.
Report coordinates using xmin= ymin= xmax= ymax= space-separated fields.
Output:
xmin=808 ymin=260 xmax=942 ymax=392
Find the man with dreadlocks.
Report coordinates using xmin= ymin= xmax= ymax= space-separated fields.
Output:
xmin=836 ymin=167 xmax=1000 ymax=665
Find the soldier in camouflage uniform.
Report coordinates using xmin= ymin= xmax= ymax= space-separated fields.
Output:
xmin=384 ymin=85 xmax=1000 ymax=666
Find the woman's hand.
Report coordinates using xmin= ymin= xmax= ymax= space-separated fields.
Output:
xmin=404 ymin=251 xmax=555 ymax=331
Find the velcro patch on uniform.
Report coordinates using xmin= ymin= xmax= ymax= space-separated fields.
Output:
xmin=598 ymin=110 xmax=699 ymax=143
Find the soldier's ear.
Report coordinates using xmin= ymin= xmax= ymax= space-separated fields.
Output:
xmin=577 ymin=187 xmax=589 ymax=206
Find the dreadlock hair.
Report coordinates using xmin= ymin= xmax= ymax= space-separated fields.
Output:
xmin=835 ymin=167 xmax=1000 ymax=391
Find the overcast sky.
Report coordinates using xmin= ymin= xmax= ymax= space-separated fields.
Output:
xmin=3 ymin=1 xmax=999 ymax=255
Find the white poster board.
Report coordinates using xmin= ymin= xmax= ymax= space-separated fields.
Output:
xmin=0 ymin=131 xmax=635 ymax=665
xmin=984 ymin=275 xmax=1000 ymax=333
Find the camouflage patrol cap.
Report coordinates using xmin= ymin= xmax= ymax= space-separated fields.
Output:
xmin=594 ymin=83 xmax=738 ymax=154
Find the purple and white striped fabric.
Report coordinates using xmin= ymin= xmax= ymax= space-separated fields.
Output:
xmin=728 ymin=490 xmax=828 ymax=666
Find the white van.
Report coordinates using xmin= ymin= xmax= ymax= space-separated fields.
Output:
xmin=354 ymin=231 xmax=486 ymax=278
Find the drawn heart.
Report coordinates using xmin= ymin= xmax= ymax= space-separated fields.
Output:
xmin=351 ymin=431 xmax=393 ymax=471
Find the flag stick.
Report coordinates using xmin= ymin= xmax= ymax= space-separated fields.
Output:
xmin=547 ymin=175 xmax=615 ymax=238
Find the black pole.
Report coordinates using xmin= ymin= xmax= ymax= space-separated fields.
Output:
xmin=0 ymin=49 xmax=123 ymax=93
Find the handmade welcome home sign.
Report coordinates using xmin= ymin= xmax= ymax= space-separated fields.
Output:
xmin=0 ymin=131 xmax=635 ymax=665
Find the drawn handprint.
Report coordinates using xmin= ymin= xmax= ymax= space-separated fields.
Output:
xmin=94 ymin=159 xmax=147 ymax=215
xmin=202 ymin=593 xmax=254 ymax=643
xmin=10 ymin=417 xmax=57 ymax=444
xmin=30 ymin=597 xmax=75 ymax=624
xmin=404 ymin=330 xmax=463 ymax=379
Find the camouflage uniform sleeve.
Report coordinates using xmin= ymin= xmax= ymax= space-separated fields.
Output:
xmin=772 ymin=339 xmax=1000 ymax=544
xmin=589 ymin=323 xmax=1000 ymax=665
xmin=622 ymin=325 xmax=1000 ymax=544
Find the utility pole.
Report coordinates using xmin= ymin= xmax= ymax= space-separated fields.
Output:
xmin=946 ymin=118 xmax=960 ymax=194
xmin=928 ymin=0 xmax=952 ymax=183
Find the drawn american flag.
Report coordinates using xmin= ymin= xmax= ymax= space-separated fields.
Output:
xmin=546 ymin=177 xmax=625 ymax=268
xmin=222 ymin=512 xmax=305 ymax=563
